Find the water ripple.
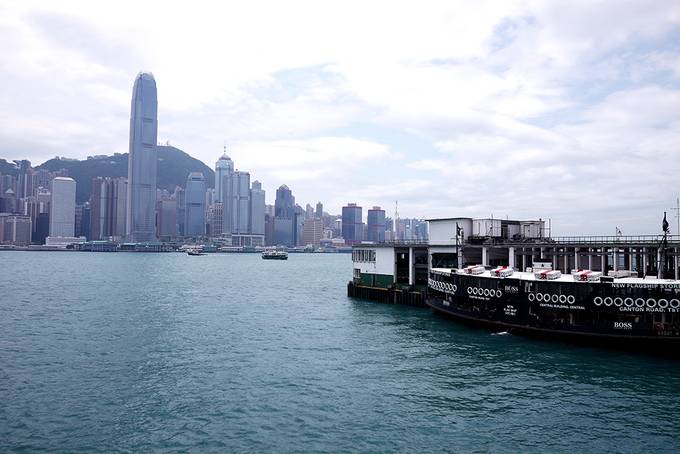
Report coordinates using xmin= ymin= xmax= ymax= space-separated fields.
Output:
xmin=1 ymin=252 xmax=680 ymax=452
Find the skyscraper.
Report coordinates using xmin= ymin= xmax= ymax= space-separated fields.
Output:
xmin=209 ymin=202 xmax=223 ymax=237
xmin=302 ymin=218 xmax=323 ymax=247
xmin=367 ymin=206 xmax=386 ymax=243
xmin=185 ymin=172 xmax=206 ymax=237
xmin=126 ymin=72 xmax=158 ymax=242
xmin=231 ymin=171 xmax=250 ymax=234
xmin=315 ymin=202 xmax=323 ymax=219
xmin=49 ymin=177 xmax=76 ymax=238
xmin=16 ymin=160 xmax=32 ymax=199
xmin=342 ymin=203 xmax=363 ymax=245
xmin=215 ymin=150 xmax=233 ymax=203
xmin=273 ymin=185 xmax=296 ymax=246
xmin=90 ymin=177 xmax=127 ymax=240
xmin=274 ymin=185 xmax=295 ymax=218
xmin=174 ymin=186 xmax=186 ymax=237
xmin=250 ymin=181 xmax=265 ymax=236
xmin=157 ymin=198 xmax=177 ymax=240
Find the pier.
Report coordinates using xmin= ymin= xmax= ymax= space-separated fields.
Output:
xmin=348 ymin=217 xmax=680 ymax=306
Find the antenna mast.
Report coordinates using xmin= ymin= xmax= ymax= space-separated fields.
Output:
xmin=394 ymin=200 xmax=400 ymax=241
xmin=672 ymin=196 xmax=680 ymax=238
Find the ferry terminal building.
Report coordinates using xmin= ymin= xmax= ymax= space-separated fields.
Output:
xmin=352 ymin=217 xmax=680 ymax=291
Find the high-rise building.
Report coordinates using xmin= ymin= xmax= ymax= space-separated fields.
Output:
xmin=302 ymin=218 xmax=323 ymax=247
xmin=91 ymin=177 xmax=108 ymax=240
xmin=367 ymin=206 xmax=386 ymax=243
xmin=0 ymin=213 xmax=32 ymax=245
xmin=218 ymin=155 xmax=250 ymax=237
xmin=215 ymin=150 xmax=233 ymax=203
xmin=0 ymin=188 xmax=17 ymax=213
xmin=250 ymin=181 xmax=265 ymax=236
xmin=76 ymin=203 xmax=91 ymax=240
xmin=273 ymin=185 xmax=296 ymax=246
xmin=305 ymin=203 xmax=314 ymax=220
xmin=90 ymin=177 xmax=127 ymax=240
xmin=342 ymin=203 xmax=363 ymax=245
xmin=174 ymin=186 xmax=185 ymax=237
xmin=185 ymin=172 xmax=206 ymax=237
xmin=273 ymin=217 xmax=294 ymax=247
xmin=315 ymin=202 xmax=323 ymax=219
xmin=49 ymin=177 xmax=76 ymax=238
xmin=16 ymin=160 xmax=32 ymax=199
xmin=264 ymin=213 xmax=274 ymax=246
xmin=157 ymin=198 xmax=177 ymax=240
xmin=205 ymin=188 xmax=215 ymax=208
xmin=295 ymin=204 xmax=305 ymax=246
xmin=275 ymin=185 xmax=295 ymax=218
xmin=126 ymin=72 xmax=158 ymax=242
xmin=32 ymin=169 xmax=53 ymax=195
xmin=34 ymin=212 xmax=50 ymax=244
xmin=230 ymin=171 xmax=250 ymax=234
xmin=209 ymin=202 xmax=223 ymax=237
xmin=0 ymin=174 xmax=16 ymax=197
xmin=212 ymin=151 xmax=264 ymax=245
xmin=22 ymin=188 xmax=50 ymax=241
xmin=385 ymin=217 xmax=394 ymax=242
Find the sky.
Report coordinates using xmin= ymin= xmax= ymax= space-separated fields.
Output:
xmin=1 ymin=0 xmax=680 ymax=235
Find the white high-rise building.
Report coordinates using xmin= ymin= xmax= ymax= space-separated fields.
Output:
xmin=126 ymin=72 xmax=158 ymax=242
xmin=48 ymin=177 xmax=76 ymax=238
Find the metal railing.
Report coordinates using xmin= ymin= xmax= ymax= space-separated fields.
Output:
xmin=550 ymin=235 xmax=680 ymax=245
xmin=354 ymin=235 xmax=680 ymax=248
xmin=354 ymin=240 xmax=430 ymax=247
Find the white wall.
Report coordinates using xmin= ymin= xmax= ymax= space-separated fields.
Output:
xmin=428 ymin=218 xmax=472 ymax=245
xmin=353 ymin=246 xmax=395 ymax=275
xmin=472 ymin=218 xmax=501 ymax=237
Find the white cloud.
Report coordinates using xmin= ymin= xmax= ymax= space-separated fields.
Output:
xmin=0 ymin=0 xmax=679 ymax=232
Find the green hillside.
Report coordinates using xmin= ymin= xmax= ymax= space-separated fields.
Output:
xmin=35 ymin=146 xmax=214 ymax=204
xmin=0 ymin=159 xmax=18 ymax=176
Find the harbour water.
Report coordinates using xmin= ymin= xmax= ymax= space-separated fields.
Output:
xmin=1 ymin=252 xmax=680 ymax=452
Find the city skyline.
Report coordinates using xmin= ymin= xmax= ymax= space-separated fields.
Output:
xmin=1 ymin=2 xmax=680 ymax=234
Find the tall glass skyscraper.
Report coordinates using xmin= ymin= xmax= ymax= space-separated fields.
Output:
xmin=273 ymin=185 xmax=296 ymax=246
xmin=367 ymin=206 xmax=386 ymax=243
xmin=215 ymin=150 xmax=233 ymax=203
xmin=185 ymin=172 xmax=207 ymax=237
xmin=274 ymin=185 xmax=295 ymax=218
xmin=342 ymin=203 xmax=363 ymax=245
xmin=249 ymin=181 xmax=265 ymax=236
xmin=126 ymin=72 xmax=158 ymax=243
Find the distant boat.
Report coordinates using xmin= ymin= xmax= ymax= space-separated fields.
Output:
xmin=187 ymin=248 xmax=206 ymax=256
xmin=262 ymin=249 xmax=288 ymax=260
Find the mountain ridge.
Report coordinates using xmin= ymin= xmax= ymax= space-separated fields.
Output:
xmin=0 ymin=146 xmax=215 ymax=204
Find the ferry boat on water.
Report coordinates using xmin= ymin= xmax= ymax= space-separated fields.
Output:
xmin=428 ymin=262 xmax=680 ymax=352
xmin=262 ymin=249 xmax=288 ymax=260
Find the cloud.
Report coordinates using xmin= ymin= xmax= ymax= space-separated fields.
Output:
xmin=0 ymin=1 xmax=679 ymax=233
xmin=225 ymin=136 xmax=390 ymax=206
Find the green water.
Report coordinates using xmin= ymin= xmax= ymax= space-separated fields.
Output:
xmin=1 ymin=252 xmax=679 ymax=452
